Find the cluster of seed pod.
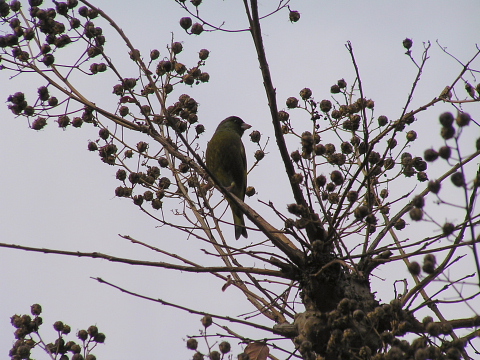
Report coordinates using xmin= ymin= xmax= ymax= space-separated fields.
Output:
xmin=9 ymin=304 xmax=104 ymax=360
xmin=185 ymin=315 xmax=251 ymax=360
xmin=279 ymin=70 xmax=461 ymax=240
xmin=2 ymin=2 xmax=217 ymax=214
xmin=2 ymin=0 xmax=108 ymax=130
xmin=292 ymin=295 xmax=463 ymax=360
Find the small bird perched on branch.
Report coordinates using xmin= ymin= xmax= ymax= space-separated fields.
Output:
xmin=206 ymin=116 xmax=251 ymax=239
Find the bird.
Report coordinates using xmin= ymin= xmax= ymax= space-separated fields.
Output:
xmin=206 ymin=116 xmax=251 ymax=239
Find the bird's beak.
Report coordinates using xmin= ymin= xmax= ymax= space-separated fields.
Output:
xmin=241 ymin=123 xmax=252 ymax=130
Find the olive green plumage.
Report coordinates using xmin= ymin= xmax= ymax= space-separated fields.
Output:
xmin=206 ymin=116 xmax=251 ymax=239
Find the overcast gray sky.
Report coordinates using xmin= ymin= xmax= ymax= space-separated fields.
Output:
xmin=1 ymin=1 xmax=479 ymax=358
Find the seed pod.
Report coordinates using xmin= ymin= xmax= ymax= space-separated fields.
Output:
xmin=30 ymin=303 xmax=42 ymax=316
xmin=365 ymin=214 xmax=377 ymax=225
xmin=179 ymin=162 xmax=190 ymax=173
xmin=186 ymin=338 xmax=198 ymax=350
xmin=119 ymin=106 xmax=129 ymax=117
xmin=204 ymin=351 xmax=219 ymax=360
xmin=328 ymin=153 xmax=346 ymax=166
xmin=191 ymin=23 xmax=204 ymax=35
xmin=377 ymin=115 xmax=388 ymax=127
xmin=424 ymin=149 xmax=438 ymax=162
xmin=378 ymin=189 xmax=388 ymax=199
xmin=151 ymin=198 xmax=162 ymax=209
xmin=423 ymin=255 xmax=436 ymax=274
xmin=98 ymin=128 xmax=109 ymax=140
xmin=402 ymin=165 xmax=415 ymax=177
xmin=48 ymin=97 xmax=58 ymax=107
xmin=219 ymin=341 xmax=231 ymax=354
xmin=336 ymin=142 xmax=351 ymax=156
xmin=335 ymin=79 xmax=346 ymax=89
xmin=171 ymin=41 xmax=183 ymax=54
xmin=197 ymin=49 xmax=210 ymax=61
xmin=158 ymin=177 xmax=171 ymax=189
xmin=278 ymin=110 xmax=289 ymax=122
xmin=42 ymin=53 xmax=55 ymax=66
xmin=456 ymin=112 xmax=470 ymax=127
xmin=55 ymin=115 xmax=69 ymax=128
xmin=354 ymin=206 xmax=369 ymax=220
xmin=289 ymin=10 xmax=300 ymax=22
xmin=53 ymin=321 xmax=64 ymax=332
xmin=417 ymin=171 xmax=428 ymax=182
xmin=182 ymin=74 xmax=194 ymax=85
xmin=320 ymin=100 xmax=332 ymax=113
xmin=141 ymin=105 xmax=151 ymax=116
xmin=299 ymin=87 xmax=312 ymax=100
xmin=136 ymin=141 xmax=148 ymax=153
xmin=330 ymin=170 xmax=344 ymax=185
xmin=180 ymin=17 xmax=192 ymax=30
xmin=198 ymin=72 xmax=210 ymax=82
xmin=439 ymin=112 xmax=454 ymax=127
xmin=412 ymin=195 xmax=424 ymax=208
xmin=112 ymin=84 xmax=123 ymax=96
xmin=325 ymin=143 xmax=335 ymax=155
xmin=408 ymin=261 xmax=421 ymax=276
xmin=158 ymin=157 xmax=169 ymax=167
xmin=87 ymin=141 xmax=98 ymax=151
xmin=442 ymin=222 xmax=455 ymax=236
xmin=331 ymin=109 xmax=341 ymax=119
xmin=133 ymin=195 xmax=143 ymax=206
xmin=171 ymin=63 xmax=186 ymax=76
xmin=326 ymin=182 xmax=335 ymax=192
xmin=315 ymin=144 xmax=326 ymax=156
xmin=382 ymin=158 xmax=394 ymax=170
xmin=344 ymin=190 xmax=357 ymax=203
xmin=427 ymin=180 xmax=441 ymax=194
xmin=406 ymin=130 xmax=417 ymax=142
xmin=394 ymin=218 xmax=406 ymax=230
xmin=386 ymin=138 xmax=397 ymax=149
xmin=441 ymin=126 xmax=455 ymax=140
xmin=32 ymin=117 xmax=47 ymax=130
xmin=287 ymin=203 xmax=304 ymax=216
xmin=330 ymin=84 xmax=340 ymax=94
xmin=413 ymin=158 xmax=427 ymax=171
xmin=286 ymin=97 xmax=299 ymax=108
xmin=250 ymin=130 xmax=261 ymax=143
xmin=314 ymin=175 xmax=326 ymax=188
xmin=368 ymin=151 xmax=380 ymax=164
xmin=77 ymin=329 xmax=88 ymax=341
xmin=450 ymin=172 xmax=464 ymax=187
xmin=291 ymin=173 xmax=303 ymax=184
xmin=148 ymin=49 xmax=160 ymax=60
xmin=123 ymin=78 xmax=137 ymax=90
xmin=245 ymin=186 xmax=255 ymax=197
xmin=409 ymin=208 xmax=423 ymax=221
xmin=156 ymin=60 xmax=172 ymax=76
xmin=403 ymin=38 xmax=413 ymax=50
xmin=254 ymin=150 xmax=265 ymax=161
xmin=436 ymin=146 xmax=451 ymax=160
xmin=290 ymin=150 xmax=301 ymax=162
xmin=193 ymin=124 xmax=204 ymax=135
xmin=87 ymin=46 xmax=101 ymax=58
xmin=201 ymin=315 xmax=212 ymax=328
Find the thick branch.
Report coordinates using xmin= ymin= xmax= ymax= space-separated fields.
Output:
xmin=245 ymin=0 xmax=322 ymax=243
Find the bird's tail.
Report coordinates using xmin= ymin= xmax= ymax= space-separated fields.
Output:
xmin=232 ymin=208 xmax=248 ymax=240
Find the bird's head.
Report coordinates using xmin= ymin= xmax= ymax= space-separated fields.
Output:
xmin=216 ymin=116 xmax=252 ymax=136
